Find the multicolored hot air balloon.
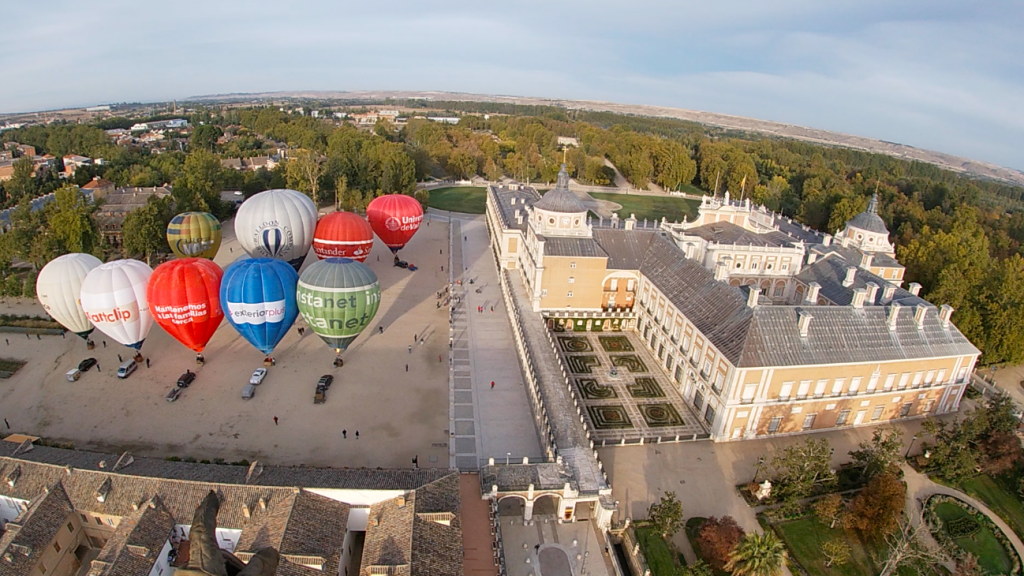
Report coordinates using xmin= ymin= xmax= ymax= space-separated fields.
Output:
xmin=234 ymin=189 xmax=317 ymax=271
xmin=220 ymin=258 xmax=298 ymax=357
xmin=147 ymin=259 xmax=224 ymax=355
xmin=167 ymin=212 xmax=222 ymax=259
xmin=36 ymin=253 xmax=102 ymax=340
xmin=312 ymin=212 xmax=374 ymax=261
xmin=297 ymin=258 xmax=380 ymax=354
xmin=80 ymin=259 xmax=154 ymax=350
xmin=366 ymin=194 xmax=423 ymax=253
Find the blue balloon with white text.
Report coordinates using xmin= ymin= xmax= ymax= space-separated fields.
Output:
xmin=220 ymin=258 xmax=299 ymax=355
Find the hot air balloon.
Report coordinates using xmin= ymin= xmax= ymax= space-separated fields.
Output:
xmin=80 ymin=259 xmax=154 ymax=350
xmin=234 ymin=189 xmax=317 ymax=271
xmin=220 ymin=258 xmax=298 ymax=358
xmin=297 ymin=258 xmax=380 ymax=359
xmin=312 ymin=212 xmax=374 ymax=261
xmin=167 ymin=212 xmax=222 ymax=259
xmin=366 ymin=194 xmax=423 ymax=253
xmin=37 ymin=253 xmax=102 ymax=341
xmin=147 ymin=259 xmax=224 ymax=357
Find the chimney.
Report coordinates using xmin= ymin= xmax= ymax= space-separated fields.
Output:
xmin=258 ymin=497 xmax=267 ymax=511
xmin=865 ymin=282 xmax=880 ymax=304
xmin=515 ymin=210 xmax=523 ymax=226
xmin=747 ymin=287 xmax=760 ymax=308
xmin=625 ymin=214 xmax=637 ymax=230
xmin=714 ymin=261 xmax=729 ymax=282
xmin=914 ymin=304 xmax=928 ymax=328
xmin=860 ymin=253 xmax=874 ymax=269
xmin=939 ymin=304 xmax=954 ymax=327
xmin=805 ymin=282 xmax=821 ymax=305
xmin=797 ymin=310 xmax=813 ymax=338
xmin=807 ymin=252 xmax=818 ymax=264
xmin=852 ymin=288 xmax=867 ymax=308
xmin=908 ymin=282 xmax=922 ymax=296
xmin=396 ymin=495 xmax=406 ymax=508
xmin=882 ymin=283 xmax=896 ymax=304
xmin=242 ymin=503 xmax=251 ymax=519
xmin=843 ymin=266 xmax=857 ymax=287
xmin=822 ymin=234 xmax=832 ymax=247
xmin=887 ymin=303 xmax=901 ymax=331
xmin=510 ymin=197 xmax=515 ymax=206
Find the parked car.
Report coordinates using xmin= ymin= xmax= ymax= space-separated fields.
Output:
xmin=117 ymin=359 xmax=137 ymax=379
xmin=242 ymin=384 xmax=256 ymax=400
xmin=250 ymin=368 xmax=267 ymax=385
xmin=78 ymin=358 xmax=97 ymax=372
xmin=394 ymin=260 xmax=409 ymax=269
xmin=314 ymin=385 xmax=326 ymax=404
xmin=166 ymin=388 xmax=181 ymax=402
xmin=176 ymin=372 xmax=196 ymax=388
xmin=317 ymin=375 xmax=333 ymax=389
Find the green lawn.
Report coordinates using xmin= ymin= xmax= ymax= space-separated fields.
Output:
xmin=960 ymin=474 xmax=1024 ymax=541
xmin=934 ymin=502 xmax=1013 ymax=575
xmin=773 ymin=516 xmax=942 ymax=576
xmin=635 ymin=526 xmax=681 ymax=576
xmin=425 ymin=186 xmax=487 ymax=214
xmin=589 ymin=192 xmax=700 ymax=223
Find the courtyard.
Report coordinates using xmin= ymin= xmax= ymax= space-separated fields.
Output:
xmin=0 ymin=212 xmax=454 ymax=469
xmin=551 ymin=327 xmax=707 ymax=443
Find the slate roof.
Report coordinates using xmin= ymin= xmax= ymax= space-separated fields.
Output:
xmin=812 ymin=244 xmax=902 ymax=269
xmin=592 ymin=229 xmax=658 ymax=270
xmin=90 ymin=496 xmax=175 ymax=576
xmin=488 ymin=184 xmax=540 ymax=232
xmin=795 ymin=256 xmax=915 ymax=306
xmin=0 ymin=482 xmax=75 ymax=576
xmin=681 ymin=221 xmax=797 ymax=248
xmin=532 ymin=165 xmax=586 ymax=214
xmin=846 ymin=193 xmax=889 ymax=234
xmin=772 ymin=214 xmax=825 ymax=244
xmin=542 ymin=236 xmax=607 ymax=258
xmin=638 ymin=233 xmax=978 ymax=368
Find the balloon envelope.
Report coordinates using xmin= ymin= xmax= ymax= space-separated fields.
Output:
xmin=220 ymin=258 xmax=298 ymax=355
xmin=80 ymin=259 xmax=154 ymax=349
xmin=148 ymin=259 xmax=224 ymax=353
xmin=297 ymin=258 xmax=381 ymax=352
xmin=167 ymin=212 xmax=222 ymax=259
xmin=235 ymin=189 xmax=317 ymax=271
xmin=366 ymin=194 xmax=423 ymax=252
xmin=312 ymin=212 xmax=374 ymax=261
xmin=37 ymin=253 xmax=102 ymax=339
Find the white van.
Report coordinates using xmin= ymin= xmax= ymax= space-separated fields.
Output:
xmin=117 ymin=359 xmax=137 ymax=379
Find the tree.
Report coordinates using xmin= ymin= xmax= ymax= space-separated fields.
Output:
xmin=696 ymin=516 xmax=745 ymax=571
xmin=190 ymin=124 xmax=223 ymax=151
xmin=21 ymin=270 xmax=36 ymax=298
xmin=724 ymin=531 xmax=787 ymax=576
xmin=173 ymin=149 xmax=225 ymax=216
xmin=647 ymin=491 xmax=684 ymax=538
xmin=820 ymin=539 xmax=851 ymax=567
xmin=953 ymin=553 xmax=984 ymax=576
xmin=849 ymin=426 xmax=904 ymax=480
xmin=812 ymin=493 xmax=844 ymax=528
xmin=679 ymin=559 xmax=713 ymax=576
xmin=844 ymin=472 xmax=906 ymax=537
xmin=46 ymin=184 xmax=99 ymax=255
xmin=979 ymin=431 xmax=1024 ymax=475
xmin=771 ymin=438 xmax=836 ymax=504
xmin=922 ymin=393 xmax=1021 ymax=481
xmin=286 ymin=149 xmax=324 ymax=205
xmin=878 ymin=514 xmax=945 ymax=576
xmin=447 ymin=149 xmax=477 ymax=180
xmin=121 ymin=196 xmax=174 ymax=265
xmin=5 ymin=157 xmax=37 ymax=200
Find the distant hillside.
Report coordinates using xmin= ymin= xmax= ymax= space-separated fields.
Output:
xmin=187 ymin=90 xmax=1024 ymax=188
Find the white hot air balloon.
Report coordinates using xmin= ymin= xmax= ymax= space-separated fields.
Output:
xmin=234 ymin=189 xmax=317 ymax=272
xmin=36 ymin=253 xmax=102 ymax=340
xmin=80 ymin=259 xmax=154 ymax=350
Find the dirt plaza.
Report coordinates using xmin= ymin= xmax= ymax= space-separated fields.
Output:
xmin=0 ymin=214 xmax=454 ymax=469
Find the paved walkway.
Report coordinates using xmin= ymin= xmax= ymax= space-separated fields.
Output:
xmin=451 ymin=217 xmax=542 ymax=469
xmin=902 ymin=463 xmax=1024 ymax=561
xmin=460 ymin=473 xmax=500 ymax=576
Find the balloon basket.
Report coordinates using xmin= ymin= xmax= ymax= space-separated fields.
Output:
xmin=133 ymin=352 xmax=143 ymax=363
xmin=263 ymin=358 xmax=273 ymax=367
xmin=86 ymin=341 xmax=95 ymax=350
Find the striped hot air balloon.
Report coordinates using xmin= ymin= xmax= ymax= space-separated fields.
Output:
xmin=167 ymin=212 xmax=222 ymax=259
xmin=234 ymin=189 xmax=317 ymax=271
xmin=297 ymin=258 xmax=380 ymax=354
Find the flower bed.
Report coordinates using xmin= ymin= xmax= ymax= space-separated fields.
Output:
xmin=924 ymin=494 xmax=1021 ymax=575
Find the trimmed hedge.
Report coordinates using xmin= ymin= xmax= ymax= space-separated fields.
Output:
xmin=925 ymin=494 xmax=1022 ymax=575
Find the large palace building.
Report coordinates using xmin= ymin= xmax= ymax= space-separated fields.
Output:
xmin=486 ymin=166 xmax=979 ymax=441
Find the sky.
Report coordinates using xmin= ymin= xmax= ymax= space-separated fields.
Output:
xmin=3 ymin=0 xmax=1023 ymax=170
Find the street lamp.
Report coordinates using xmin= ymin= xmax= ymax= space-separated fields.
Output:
xmin=751 ymin=456 xmax=765 ymax=484
xmin=905 ymin=434 xmax=919 ymax=459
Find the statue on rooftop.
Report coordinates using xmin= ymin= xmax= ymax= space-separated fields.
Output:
xmin=177 ymin=491 xmax=279 ymax=576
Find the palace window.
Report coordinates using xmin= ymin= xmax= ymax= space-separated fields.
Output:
xmin=802 ymin=413 xmax=817 ymax=429
xmin=704 ymin=405 xmax=716 ymax=425
xmin=568 ymin=277 xmax=575 ymax=284
xmin=768 ymin=416 xmax=782 ymax=434
xmin=836 ymin=409 xmax=851 ymax=426
xmin=779 ymin=381 xmax=794 ymax=400
xmin=567 ymin=291 xmax=573 ymax=298
xmin=871 ymin=405 xmax=884 ymax=421
xmin=569 ymin=262 xmax=576 ymax=269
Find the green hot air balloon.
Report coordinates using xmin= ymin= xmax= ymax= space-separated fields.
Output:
xmin=167 ymin=212 xmax=222 ymax=259
xmin=297 ymin=258 xmax=381 ymax=355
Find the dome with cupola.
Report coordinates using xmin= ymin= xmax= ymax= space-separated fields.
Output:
xmin=835 ymin=193 xmax=894 ymax=253
xmin=533 ymin=164 xmax=587 ymax=213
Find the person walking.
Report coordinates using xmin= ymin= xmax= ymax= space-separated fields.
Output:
xmin=439 ymin=355 xmax=442 ymax=363
xmin=405 ymin=364 xmax=409 ymax=372
xmin=146 ymin=358 xmax=151 ymax=368
xmin=273 ymin=416 xmax=279 ymax=426
xmin=379 ymin=325 xmax=384 ymax=334
xmin=25 ymin=334 xmax=29 ymax=340
xmin=4 ymin=419 xmax=9 ymax=429
xmin=491 ymin=381 xmax=495 ymax=389
xmin=355 ymin=431 xmax=359 ymax=439
xmin=118 ymin=354 xmax=123 ymax=363
xmin=4 ymin=339 xmax=7 ymax=346
xmin=102 ymin=340 xmax=106 ymax=348
xmin=36 ymin=334 xmax=40 ymax=340
xmin=342 ymin=430 xmax=347 ymax=438
xmin=96 ymin=363 xmax=100 ymax=371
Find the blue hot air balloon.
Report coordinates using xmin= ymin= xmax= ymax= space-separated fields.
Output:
xmin=220 ymin=258 xmax=299 ymax=356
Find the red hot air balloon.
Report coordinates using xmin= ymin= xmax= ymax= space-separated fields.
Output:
xmin=366 ymin=194 xmax=423 ymax=253
xmin=147 ymin=258 xmax=224 ymax=354
xmin=312 ymin=212 xmax=375 ymax=261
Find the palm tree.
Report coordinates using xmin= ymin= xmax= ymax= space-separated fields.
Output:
xmin=724 ymin=531 xmax=788 ymax=576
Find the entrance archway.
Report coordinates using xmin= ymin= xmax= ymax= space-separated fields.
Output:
xmin=497 ymin=496 xmax=526 ymax=517
xmin=533 ymin=494 xmax=560 ymax=516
